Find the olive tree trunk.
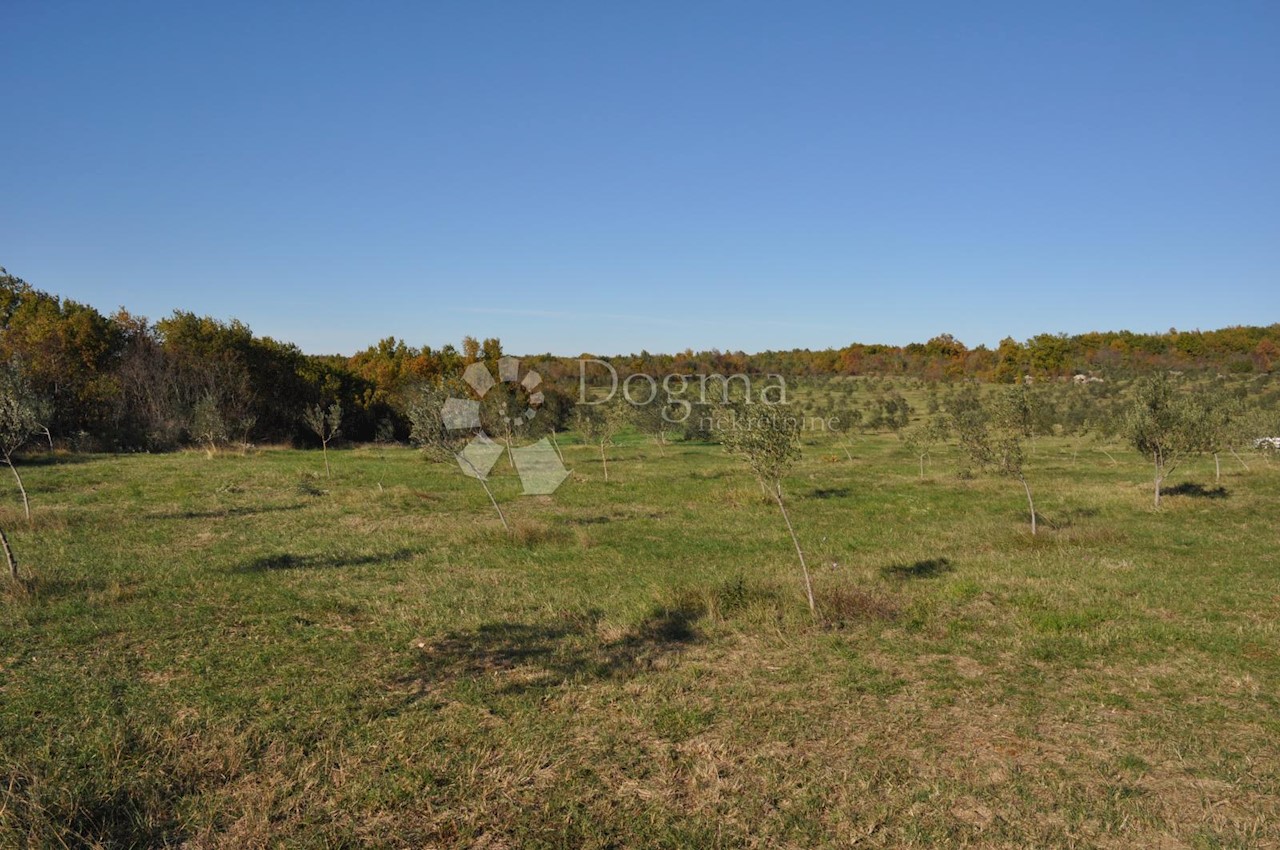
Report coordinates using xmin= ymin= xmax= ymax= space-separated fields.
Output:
xmin=771 ymin=483 xmax=816 ymax=619
xmin=1019 ymin=474 xmax=1037 ymax=535
xmin=1 ymin=525 xmax=18 ymax=581
xmin=457 ymin=454 xmax=509 ymax=532
xmin=4 ymin=455 xmax=30 ymax=521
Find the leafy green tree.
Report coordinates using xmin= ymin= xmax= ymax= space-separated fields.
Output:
xmin=302 ymin=401 xmax=343 ymax=478
xmin=718 ymin=403 xmax=815 ymax=617
xmin=0 ymin=270 xmax=122 ymax=440
xmin=1124 ymin=374 xmax=1210 ymax=507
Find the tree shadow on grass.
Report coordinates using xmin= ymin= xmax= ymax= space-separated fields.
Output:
xmin=881 ymin=557 xmax=953 ymax=580
xmin=1165 ymin=482 xmax=1229 ymax=499
xmin=398 ymin=604 xmax=704 ymax=703
xmin=2 ymin=764 xmax=191 ymax=849
xmin=239 ymin=548 xmax=417 ymax=572
xmin=1043 ymin=506 xmax=1100 ymax=530
xmin=147 ymin=503 xmax=307 ymax=520
xmin=571 ymin=515 xmax=614 ymax=525
xmin=14 ymin=452 xmax=96 ymax=467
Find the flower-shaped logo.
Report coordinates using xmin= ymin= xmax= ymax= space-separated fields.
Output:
xmin=442 ymin=356 xmax=569 ymax=495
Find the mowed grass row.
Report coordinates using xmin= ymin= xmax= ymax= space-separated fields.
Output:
xmin=1 ymin=432 xmax=1278 ymax=848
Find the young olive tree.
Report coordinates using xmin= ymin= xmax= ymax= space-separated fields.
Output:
xmin=817 ymin=399 xmax=858 ymax=461
xmin=575 ymin=399 xmax=628 ymax=482
xmin=881 ymin=390 xmax=913 ymax=433
xmin=0 ymin=360 xmax=43 ymax=580
xmin=1234 ymin=406 xmax=1279 ymax=469
xmin=954 ymin=386 xmax=1040 ymax=534
xmin=900 ymin=417 xmax=948 ymax=479
xmin=405 ymin=383 xmax=509 ymax=531
xmin=1124 ymin=374 xmax=1209 ymax=507
xmin=631 ymin=396 xmax=675 ymax=456
xmin=0 ymin=359 xmax=43 ymax=522
xmin=480 ymin=381 xmax=531 ymax=469
xmin=190 ymin=393 xmax=228 ymax=457
xmin=302 ymin=401 xmax=343 ymax=478
xmin=1201 ymin=383 xmax=1246 ymax=481
xmin=718 ymin=403 xmax=815 ymax=617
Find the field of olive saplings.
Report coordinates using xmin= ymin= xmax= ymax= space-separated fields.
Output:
xmin=2 ymin=372 xmax=1279 ymax=848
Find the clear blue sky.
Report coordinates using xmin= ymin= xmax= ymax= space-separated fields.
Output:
xmin=2 ymin=1 xmax=1277 ymax=356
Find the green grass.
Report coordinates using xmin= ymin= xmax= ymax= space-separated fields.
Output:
xmin=1 ymin=432 xmax=1278 ymax=848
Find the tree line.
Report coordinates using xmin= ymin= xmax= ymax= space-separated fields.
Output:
xmin=1 ymin=266 xmax=1276 ymax=452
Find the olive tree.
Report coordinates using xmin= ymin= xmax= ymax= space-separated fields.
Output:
xmin=900 ymin=417 xmax=948 ymax=479
xmin=1124 ymin=374 xmax=1209 ymax=507
xmin=575 ymin=399 xmax=628 ymax=482
xmin=718 ymin=402 xmax=815 ymax=617
xmin=1234 ymin=406 xmax=1279 ymax=469
xmin=1198 ymin=383 xmax=1246 ymax=482
xmin=631 ymin=396 xmax=675 ymax=456
xmin=0 ymin=359 xmax=42 ymax=522
xmin=302 ymin=401 xmax=343 ymax=478
xmin=405 ymin=383 xmax=509 ymax=531
xmin=954 ymin=386 xmax=1040 ymax=534
xmin=819 ymin=399 xmax=859 ymax=461
xmin=0 ymin=360 xmax=42 ymax=580
xmin=479 ymin=380 xmax=541 ymax=469
xmin=190 ymin=393 xmax=228 ymax=457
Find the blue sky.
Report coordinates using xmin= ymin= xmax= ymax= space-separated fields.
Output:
xmin=2 ymin=1 xmax=1276 ymax=356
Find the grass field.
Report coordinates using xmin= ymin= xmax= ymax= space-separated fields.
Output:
xmin=2 ymin=430 xmax=1278 ymax=848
